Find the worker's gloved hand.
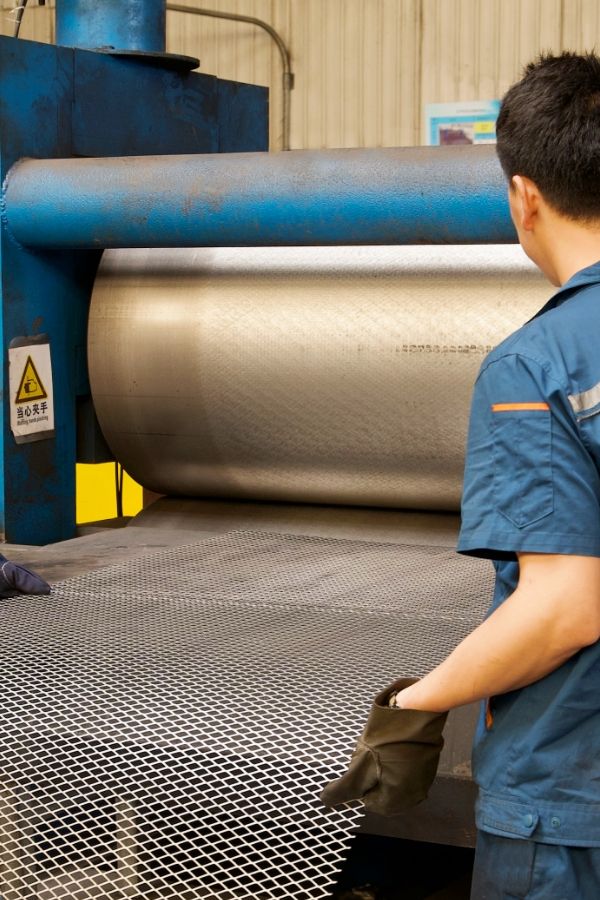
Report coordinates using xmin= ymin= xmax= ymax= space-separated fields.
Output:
xmin=321 ymin=678 xmax=448 ymax=816
xmin=0 ymin=554 xmax=51 ymax=599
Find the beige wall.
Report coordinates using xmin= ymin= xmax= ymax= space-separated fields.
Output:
xmin=4 ymin=0 xmax=600 ymax=149
xmin=1 ymin=0 xmax=55 ymax=43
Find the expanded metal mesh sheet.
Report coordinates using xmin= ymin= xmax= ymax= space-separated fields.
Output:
xmin=0 ymin=532 xmax=493 ymax=899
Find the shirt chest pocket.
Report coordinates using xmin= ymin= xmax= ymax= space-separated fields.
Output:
xmin=492 ymin=410 xmax=554 ymax=528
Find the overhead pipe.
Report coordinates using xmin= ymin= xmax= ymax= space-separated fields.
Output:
xmin=3 ymin=146 xmax=515 ymax=249
xmin=12 ymin=0 xmax=29 ymax=38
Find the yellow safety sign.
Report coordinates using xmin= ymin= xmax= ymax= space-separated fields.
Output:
xmin=15 ymin=355 xmax=48 ymax=403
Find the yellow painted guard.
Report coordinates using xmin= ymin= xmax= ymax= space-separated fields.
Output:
xmin=76 ymin=463 xmax=143 ymax=523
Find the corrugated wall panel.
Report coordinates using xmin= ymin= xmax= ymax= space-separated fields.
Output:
xmin=420 ymin=0 xmax=563 ymax=125
xmin=383 ymin=0 xmax=420 ymax=146
xmin=6 ymin=1 xmax=600 ymax=148
xmin=561 ymin=0 xmax=600 ymax=51
xmin=289 ymin=0 xmax=420 ymax=149
xmin=1 ymin=0 xmax=54 ymax=41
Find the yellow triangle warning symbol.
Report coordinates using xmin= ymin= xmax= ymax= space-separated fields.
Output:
xmin=15 ymin=355 xmax=47 ymax=403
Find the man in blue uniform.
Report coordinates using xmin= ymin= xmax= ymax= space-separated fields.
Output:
xmin=323 ymin=53 xmax=600 ymax=898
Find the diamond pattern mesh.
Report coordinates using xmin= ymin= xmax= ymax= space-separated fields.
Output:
xmin=0 ymin=531 xmax=493 ymax=899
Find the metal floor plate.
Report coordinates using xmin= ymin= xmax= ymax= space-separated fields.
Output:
xmin=0 ymin=531 xmax=493 ymax=899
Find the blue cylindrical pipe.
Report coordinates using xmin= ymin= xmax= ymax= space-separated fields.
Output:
xmin=3 ymin=146 xmax=515 ymax=249
xmin=55 ymin=0 xmax=165 ymax=52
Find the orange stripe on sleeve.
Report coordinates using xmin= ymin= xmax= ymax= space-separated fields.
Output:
xmin=491 ymin=402 xmax=550 ymax=412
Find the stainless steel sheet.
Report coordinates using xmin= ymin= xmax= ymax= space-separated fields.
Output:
xmin=89 ymin=246 xmax=549 ymax=509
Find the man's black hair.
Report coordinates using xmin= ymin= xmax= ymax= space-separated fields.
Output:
xmin=496 ymin=51 xmax=600 ymax=221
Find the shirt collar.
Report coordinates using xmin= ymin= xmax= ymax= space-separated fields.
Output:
xmin=531 ymin=259 xmax=600 ymax=321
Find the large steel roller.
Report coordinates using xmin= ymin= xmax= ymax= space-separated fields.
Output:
xmin=89 ymin=245 xmax=549 ymax=510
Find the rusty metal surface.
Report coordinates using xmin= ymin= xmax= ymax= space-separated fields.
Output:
xmin=56 ymin=0 xmax=166 ymax=52
xmin=88 ymin=244 xmax=549 ymax=509
xmin=5 ymin=146 xmax=515 ymax=249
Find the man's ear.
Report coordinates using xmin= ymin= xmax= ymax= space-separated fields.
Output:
xmin=511 ymin=175 xmax=540 ymax=231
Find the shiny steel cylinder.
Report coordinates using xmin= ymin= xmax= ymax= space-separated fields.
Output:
xmin=89 ymin=246 xmax=550 ymax=511
xmin=4 ymin=147 xmax=514 ymax=250
xmin=56 ymin=0 xmax=166 ymax=51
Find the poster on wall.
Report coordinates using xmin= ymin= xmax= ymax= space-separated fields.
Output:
xmin=425 ymin=100 xmax=501 ymax=146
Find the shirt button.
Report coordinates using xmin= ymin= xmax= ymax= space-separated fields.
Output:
xmin=551 ymin=817 xmax=561 ymax=828
xmin=523 ymin=813 xmax=534 ymax=827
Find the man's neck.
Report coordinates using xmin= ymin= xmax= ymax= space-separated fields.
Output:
xmin=541 ymin=214 xmax=600 ymax=286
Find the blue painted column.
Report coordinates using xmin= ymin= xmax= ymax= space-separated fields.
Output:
xmin=56 ymin=0 xmax=165 ymax=52
xmin=0 ymin=37 xmax=82 ymax=544
xmin=4 ymin=146 xmax=516 ymax=247
xmin=0 ymin=34 xmax=267 ymax=545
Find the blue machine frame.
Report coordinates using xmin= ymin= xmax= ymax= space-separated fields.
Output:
xmin=0 ymin=32 xmax=268 ymax=545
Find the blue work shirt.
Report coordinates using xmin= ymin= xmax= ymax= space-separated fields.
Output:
xmin=458 ymin=260 xmax=600 ymax=847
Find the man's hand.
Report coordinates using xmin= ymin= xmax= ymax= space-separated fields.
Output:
xmin=321 ymin=678 xmax=448 ymax=816
xmin=0 ymin=554 xmax=51 ymax=599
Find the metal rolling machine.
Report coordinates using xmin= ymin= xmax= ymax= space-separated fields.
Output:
xmin=0 ymin=3 xmax=552 ymax=897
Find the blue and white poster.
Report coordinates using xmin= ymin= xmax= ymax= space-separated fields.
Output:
xmin=425 ymin=99 xmax=501 ymax=146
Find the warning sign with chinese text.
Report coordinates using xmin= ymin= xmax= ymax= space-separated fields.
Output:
xmin=9 ymin=337 xmax=55 ymax=443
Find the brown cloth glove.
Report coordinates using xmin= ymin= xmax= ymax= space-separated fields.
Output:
xmin=321 ymin=678 xmax=448 ymax=816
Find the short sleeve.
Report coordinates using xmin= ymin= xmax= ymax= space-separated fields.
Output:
xmin=458 ymin=353 xmax=600 ymax=560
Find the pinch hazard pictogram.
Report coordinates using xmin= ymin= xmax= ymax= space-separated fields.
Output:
xmin=15 ymin=355 xmax=48 ymax=403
